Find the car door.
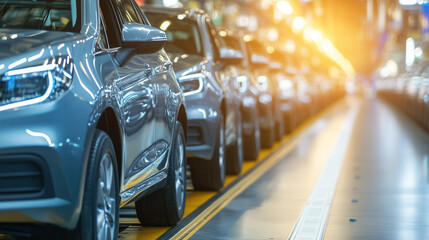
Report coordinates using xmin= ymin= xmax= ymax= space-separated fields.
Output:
xmin=138 ymin=8 xmax=176 ymax=173
xmin=101 ymin=0 xmax=159 ymax=193
xmin=203 ymin=17 xmax=239 ymax=146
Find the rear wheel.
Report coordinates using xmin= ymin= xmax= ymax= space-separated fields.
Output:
xmin=73 ymin=130 xmax=119 ymax=240
xmin=190 ymin=114 xmax=225 ymax=190
xmin=260 ymin=119 xmax=275 ymax=149
xmin=135 ymin=122 xmax=187 ymax=226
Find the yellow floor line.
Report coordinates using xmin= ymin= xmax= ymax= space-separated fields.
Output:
xmin=175 ymin=133 xmax=304 ymax=240
xmin=120 ymin=99 xmax=346 ymax=240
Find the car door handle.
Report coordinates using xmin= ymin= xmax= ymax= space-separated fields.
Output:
xmin=164 ymin=62 xmax=172 ymax=71
xmin=144 ymin=65 xmax=153 ymax=77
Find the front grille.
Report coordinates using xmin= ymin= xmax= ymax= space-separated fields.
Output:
xmin=0 ymin=155 xmax=53 ymax=201
xmin=187 ymin=126 xmax=204 ymax=146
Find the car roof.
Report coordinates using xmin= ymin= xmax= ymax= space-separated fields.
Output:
xmin=142 ymin=5 xmax=206 ymax=17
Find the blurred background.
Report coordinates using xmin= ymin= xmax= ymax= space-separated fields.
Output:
xmin=136 ymin=0 xmax=429 ymax=92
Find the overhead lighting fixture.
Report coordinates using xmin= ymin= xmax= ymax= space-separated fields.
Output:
xmin=243 ymin=34 xmax=253 ymax=42
xmin=399 ymin=0 xmax=417 ymax=5
xmin=266 ymin=46 xmax=275 ymax=54
xmin=292 ymin=17 xmax=306 ymax=34
xmin=276 ymin=1 xmax=293 ymax=15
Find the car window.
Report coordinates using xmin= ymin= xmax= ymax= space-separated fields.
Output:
xmin=146 ymin=12 xmax=203 ymax=56
xmin=100 ymin=0 xmax=121 ymax=48
xmin=0 ymin=0 xmax=80 ymax=32
xmin=223 ymin=36 xmax=240 ymax=51
xmin=111 ymin=0 xmax=144 ymax=25
xmin=205 ymin=19 xmax=220 ymax=62
xmin=97 ymin=15 xmax=109 ymax=50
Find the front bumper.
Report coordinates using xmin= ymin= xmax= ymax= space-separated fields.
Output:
xmin=241 ymin=95 xmax=258 ymax=136
xmin=184 ymin=94 xmax=221 ymax=161
xmin=258 ymin=93 xmax=274 ymax=130
xmin=279 ymin=96 xmax=295 ymax=114
xmin=0 ymin=92 xmax=93 ymax=229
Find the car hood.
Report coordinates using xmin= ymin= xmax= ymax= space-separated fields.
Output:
xmin=168 ymin=53 xmax=206 ymax=78
xmin=0 ymin=29 xmax=77 ymax=60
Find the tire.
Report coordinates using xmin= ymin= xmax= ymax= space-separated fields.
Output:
xmin=260 ymin=118 xmax=275 ymax=149
xmin=275 ymin=116 xmax=284 ymax=141
xmin=226 ymin=112 xmax=243 ymax=175
xmin=243 ymin=123 xmax=260 ymax=161
xmin=190 ymin=113 xmax=226 ymax=191
xmin=274 ymin=100 xmax=284 ymax=141
xmin=283 ymin=112 xmax=295 ymax=134
xmin=135 ymin=121 xmax=187 ymax=226
xmin=259 ymin=103 xmax=275 ymax=149
xmin=73 ymin=130 xmax=119 ymax=240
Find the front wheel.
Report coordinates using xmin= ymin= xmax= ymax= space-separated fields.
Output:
xmin=275 ymin=116 xmax=285 ymax=141
xmin=260 ymin=123 xmax=275 ymax=149
xmin=283 ymin=112 xmax=295 ymax=134
xmin=74 ymin=130 xmax=119 ymax=240
xmin=226 ymin=112 xmax=243 ymax=175
xmin=135 ymin=121 xmax=187 ymax=226
xmin=243 ymin=130 xmax=260 ymax=161
xmin=259 ymin=102 xmax=275 ymax=149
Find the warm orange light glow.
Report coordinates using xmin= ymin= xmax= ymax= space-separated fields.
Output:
xmin=303 ymin=27 xmax=323 ymax=43
xmin=285 ymin=39 xmax=296 ymax=53
xmin=276 ymin=1 xmax=293 ymax=16
xmin=243 ymin=34 xmax=253 ymax=42
xmin=266 ymin=46 xmax=275 ymax=54
xmin=292 ymin=17 xmax=306 ymax=34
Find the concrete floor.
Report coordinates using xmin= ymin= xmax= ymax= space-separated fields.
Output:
xmin=119 ymin=95 xmax=429 ymax=239
xmin=187 ymin=96 xmax=429 ymax=239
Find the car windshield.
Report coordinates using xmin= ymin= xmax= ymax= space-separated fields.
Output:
xmin=0 ymin=0 xmax=80 ymax=32
xmin=146 ymin=12 xmax=203 ymax=56
xmin=223 ymin=35 xmax=241 ymax=51
xmin=246 ymin=40 xmax=267 ymax=57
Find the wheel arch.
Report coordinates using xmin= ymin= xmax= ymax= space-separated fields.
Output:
xmin=95 ymin=107 xmax=122 ymax=177
xmin=177 ymin=104 xmax=188 ymax=140
xmin=220 ymin=98 xmax=226 ymax=125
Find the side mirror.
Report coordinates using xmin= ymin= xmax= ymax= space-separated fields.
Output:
xmin=250 ymin=54 xmax=269 ymax=67
xmin=220 ymin=47 xmax=244 ymax=65
xmin=122 ymin=22 xmax=167 ymax=54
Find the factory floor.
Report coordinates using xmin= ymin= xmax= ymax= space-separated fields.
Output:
xmin=120 ymin=95 xmax=429 ymax=239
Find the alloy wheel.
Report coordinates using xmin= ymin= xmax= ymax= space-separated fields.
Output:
xmin=174 ymin=133 xmax=186 ymax=211
xmin=219 ymin=120 xmax=225 ymax=183
xmin=96 ymin=153 xmax=116 ymax=240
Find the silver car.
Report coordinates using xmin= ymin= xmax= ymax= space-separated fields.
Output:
xmin=219 ymin=30 xmax=261 ymax=160
xmin=145 ymin=7 xmax=245 ymax=190
xmin=244 ymin=39 xmax=277 ymax=148
xmin=0 ymin=0 xmax=187 ymax=239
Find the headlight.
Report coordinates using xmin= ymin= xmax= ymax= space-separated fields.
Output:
xmin=0 ymin=56 xmax=73 ymax=111
xmin=178 ymin=73 xmax=204 ymax=96
xmin=237 ymin=75 xmax=248 ymax=93
xmin=279 ymin=79 xmax=293 ymax=91
xmin=279 ymin=79 xmax=294 ymax=98
xmin=257 ymin=75 xmax=268 ymax=91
